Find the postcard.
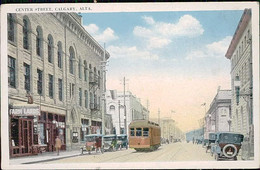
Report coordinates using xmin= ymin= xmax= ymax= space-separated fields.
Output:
xmin=1 ymin=2 xmax=259 ymax=169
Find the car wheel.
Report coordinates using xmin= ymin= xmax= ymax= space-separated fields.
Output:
xmin=223 ymin=144 xmax=237 ymax=158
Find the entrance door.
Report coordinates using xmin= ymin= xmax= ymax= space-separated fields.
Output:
xmin=47 ymin=123 xmax=56 ymax=152
xmin=20 ymin=119 xmax=33 ymax=155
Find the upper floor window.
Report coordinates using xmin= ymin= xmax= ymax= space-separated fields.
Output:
xmin=37 ymin=69 xmax=43 ymax=95
xmin=48 ymin=35 xmax=53 ymax=63
xmin=23 ymin=19 xmax=29 ymax=50
xmin=8 ymin=56 xmax=16 ymax=88
xmin=24 ymin=63 xmax=30 ymax=92
xmin=84 ymin=90 xmax=88 ymax=108
xmin=57 ymin=42 xmax=62 ymax=69
xmin=58 ymin=79 xmax=63 ymax=101
xmin=84 ymin=61 xmax=88 ymax=81
xmin=36 ymin=27 xmax=43 ymax=57
xmin=69 ymin=47 xmax=75 ymax=74
xmin=8 ymin=14 xmax=15 ymax=42
xmin=70 ymin=83 xmax=75 ymax=98
xmin=79 ymin=88 xmax=82 ymax=106
xmin=78 ymin=58 xmax=82 ymax=79
xmin=48 ymin=74 xmax=53 ymax=98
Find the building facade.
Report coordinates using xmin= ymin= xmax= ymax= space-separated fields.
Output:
xmin=204 ymin=89 xmax=232 ymax=140
xmin=7 ymin=13 xmax=109 ymax=157
xmin=106 ymin=90 xmax=149 ymax=135
xmin=225 ymin=9 xmax=253 ymax=159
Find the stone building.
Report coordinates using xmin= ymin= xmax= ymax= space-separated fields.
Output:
xmin=225 ymin=8 xmax=253 ymax=159
xmin=204 ymin=88 xmax=232 ymax=140
xmin=106 ymin=90 xmax=149 ymax=135
xmin=7 ymin=12 xmax=109 ymax=157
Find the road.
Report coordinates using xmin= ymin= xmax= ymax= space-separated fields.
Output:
xmin=43 ymin=142 xmax=215 ymax=163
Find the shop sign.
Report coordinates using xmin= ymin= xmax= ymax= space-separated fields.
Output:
xmin=10 ymin=105 xmax=40 ymax=116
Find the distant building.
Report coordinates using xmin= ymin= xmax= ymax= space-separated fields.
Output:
xmin=106 ymin=90 xmax=149 ymax=135
xmin=225 ymin=8 xmax=253 ymax=159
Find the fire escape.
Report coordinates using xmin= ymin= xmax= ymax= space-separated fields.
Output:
xmin=89 ymin=70 xmax=101 ymax=115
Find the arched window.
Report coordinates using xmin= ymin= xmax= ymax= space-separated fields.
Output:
xmin=78 ymin=58 xmax=82 ymax=79
xmin=48 ymin=35 xmax=54 ymax=63
xmin=23 ymin=18 xmax=30 ymax=50
xmin=8 ymin=14 xmax=15 ymax=42
xmin=57 ymin=42 xmax=62 ymax=68
xmin=36 ymin=26 xmax=43 ymax=56
xmin=84 ymin=60 xmax=87 ymax=81
xmin=110 ymin=105 xmax=115 ymax=110
xmin=69 ymin=47 xmax=75 ymax=74
xmin=84 ymin=90 xmax=88 ymax=108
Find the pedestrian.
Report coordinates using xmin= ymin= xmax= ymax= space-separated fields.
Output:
xmin=55 ymin=136 xmax=62 ymax=156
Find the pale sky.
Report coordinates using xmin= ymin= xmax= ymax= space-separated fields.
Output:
xmin=81 ymin=10 xmax=243 ymax=132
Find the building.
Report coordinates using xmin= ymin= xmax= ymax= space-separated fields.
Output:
xmin=204 ymin=88 xmax=232 ymax=140
xmin=7 ymin=13 xmax=109 ymax=157
xmin=185 ymin=128 xmax=203 ymax=143
xmin=106 ymin=90 xmax=149 ymax=135
xmin=225 ymin=9 xmax=253 ymax=159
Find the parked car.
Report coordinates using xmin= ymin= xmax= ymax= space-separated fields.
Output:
xmin=117 ymin=134 xmax=128 ymax=150
xmin=103 ymin=134 xmax=117 ymax=152
xmin=80 ymin=134 xmax=104 ymax=154
xmin=211 ymin=132 xmax=244 ymax=161
xmin=206 ymin=133 xmax=216 ymax=153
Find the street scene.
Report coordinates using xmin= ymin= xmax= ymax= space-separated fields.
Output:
xmin=2 ymin=2 xmax=259 ymax=169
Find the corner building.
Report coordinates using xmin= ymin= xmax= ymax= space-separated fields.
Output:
xmin=7 ymin=13 xmax=109 ymax=157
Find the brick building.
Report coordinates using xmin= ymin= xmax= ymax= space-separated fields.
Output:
xmin=7 ymin=12 xmax=109 ymax=157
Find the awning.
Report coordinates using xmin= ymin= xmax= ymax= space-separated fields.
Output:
xmin=9 ymin=103 xmax=40 ymax=116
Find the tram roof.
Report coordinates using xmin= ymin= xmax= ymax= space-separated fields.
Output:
xmin=129 ymin=120 xmax=160 ymax=128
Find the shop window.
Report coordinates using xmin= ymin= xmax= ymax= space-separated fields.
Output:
xmin=48 ymin=74 xmax=53 ymax=98
xmin=48 ymin=113 xmax=53 ymax=122
xmin=37 ymin=69 xmax=43 ymax=95
xmin=8 ymin=56 xmax=16 ymax=88
xmin=136 ymin=128 xmax=142 ymax=136
xmin=24 ymin=63 xmax=30 ymax=92
xmin=143 ymin=128 xmax=149 ymax=137
xmin=11 ymin=118 xmax=19 ymax=146
xmin=38 ymin=123 xmax=46 ymax=145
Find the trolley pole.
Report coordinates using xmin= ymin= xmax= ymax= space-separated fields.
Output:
xmin=123 ymin=77 xmax=127 ymax=135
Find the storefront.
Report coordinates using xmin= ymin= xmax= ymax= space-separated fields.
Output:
xmin=91 ymin=120 xmax=102 ymax=134
xmin=9 ymin=104 xmax=40 ymax=157
xmin=9 ymin=104 xmax=66 ymax=157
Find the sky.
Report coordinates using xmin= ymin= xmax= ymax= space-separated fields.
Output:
xmin=81 ymin=10 xmax=243 ymax=132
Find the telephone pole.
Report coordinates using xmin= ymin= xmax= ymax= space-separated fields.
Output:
xmin=123 ymin=77 xmax=127 ymax=135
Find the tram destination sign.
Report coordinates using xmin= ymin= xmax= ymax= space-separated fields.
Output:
xmin=10 ymin=105 xmax=40 ymax=116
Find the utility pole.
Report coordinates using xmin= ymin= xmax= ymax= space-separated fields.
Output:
xmin=123 ymin=77 xmax=127 ymax=135
xmin=118 ymin=100 xmax=121 ymax=134
xmin=101 ymin=43 xmax=107 ymax=145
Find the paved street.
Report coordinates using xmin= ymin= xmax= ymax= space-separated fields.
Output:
xmin=42 ymin=142 xmax=214 ymax=164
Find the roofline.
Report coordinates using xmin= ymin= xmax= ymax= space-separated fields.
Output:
xmin=225 ymin=9 xmax=251 ymax=59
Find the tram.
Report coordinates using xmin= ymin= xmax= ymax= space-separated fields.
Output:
xmin=129 ymin=120 xmax=161 ymax=151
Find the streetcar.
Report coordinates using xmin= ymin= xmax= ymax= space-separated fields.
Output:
xmin=129 ymin=120 xmax=161 ymax=151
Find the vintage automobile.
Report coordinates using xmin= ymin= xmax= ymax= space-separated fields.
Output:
xmin=103 ymin=134 xmax=117 ymax=152
xmin=117 ymin=134 xmax=128 ymax=150
xmin=211 ymin=132 xmax=244 ymax=161
xmin=80 ymin=134 xmax=104 ymax=154
xmin=206 ymin=133 xmax=216 ymax=153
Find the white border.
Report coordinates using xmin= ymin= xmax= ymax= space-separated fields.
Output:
xmin=1 ymin=2 xmax=259 ymax=169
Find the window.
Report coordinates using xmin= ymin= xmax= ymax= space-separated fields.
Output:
xmin=70 ymin=83 xmax=75 ymax=98
xmin=8 ymin=56 xmax=16 ymax=88
xmin=8 ymin=14 xmax=14 ymax=42
xmin=24 ymin=63 xmax=30 ymax=92
xmin=58 ymin=79 xmax=62 ymax=101
xmin=78 ymin=59 xmax=82 ymax=79
xmin=143 ymin=128 xmax=149 ymax=137
xmin=57 ymin=42 xmax=62 ymax=69
xmin=84 ymin=90 xmax=88 ymax=108
xmin=23 ymin=19 xmax=29 ymax=50
xmin=69 ymin=47 xmax=74 ymax=74
xmin=84 ymin=61 xmax=87 ymax=81
xmin=36 ymin=27 xmax=42 ymax=56
xmin=48 ymin=35 xmax=53 ymax=63
xmin=37 ymin=69 xmax=43 ymax=95
xmin=48 ymin=74 xmax=53 ymax=98
xmin=79 ymin=88 xmax=82 ymax=106
xmin=130 ymin=128 xmax=135 ymax=136
xmin=110 ymin=105 xmax=115 ymax=110
xmin=136 ymin=128 xmax=142 ymax=136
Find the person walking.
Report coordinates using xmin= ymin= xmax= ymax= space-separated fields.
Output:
xmin=55 ymin=136 xmax=62 ymax=156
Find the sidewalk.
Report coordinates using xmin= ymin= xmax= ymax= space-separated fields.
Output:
xmin=9 ymin=150 xmax=82 ymax=165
